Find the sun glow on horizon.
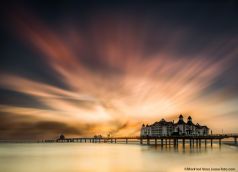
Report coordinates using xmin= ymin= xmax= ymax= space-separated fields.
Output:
xmin=0 ymin=8 xmax=238 ymax=139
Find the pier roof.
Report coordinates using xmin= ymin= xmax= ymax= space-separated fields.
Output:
xmin=151 ymin=119 xmax=173 ymax=126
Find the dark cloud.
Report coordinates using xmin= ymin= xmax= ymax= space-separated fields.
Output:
xmin=0 ymin=89 xmax=49 ymax=109
xmin=0 ymin=112 xmax=86 ymax=140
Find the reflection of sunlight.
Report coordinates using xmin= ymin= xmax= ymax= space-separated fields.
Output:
xmin=0 ymin=136 xmax=238 ymax=172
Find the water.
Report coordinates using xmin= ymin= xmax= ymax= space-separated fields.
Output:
xmin=0 ymin=143 xmax=237 ymax=172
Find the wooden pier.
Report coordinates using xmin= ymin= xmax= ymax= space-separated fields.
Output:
xmin=45 ymin=134 xmax=238 ymax=148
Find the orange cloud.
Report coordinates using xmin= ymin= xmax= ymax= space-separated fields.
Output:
xmin=1 ymin=10 xmax=238 ymax=139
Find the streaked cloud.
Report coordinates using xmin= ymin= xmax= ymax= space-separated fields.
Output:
xmin=0 ymin=7 xmax=238 ymax=139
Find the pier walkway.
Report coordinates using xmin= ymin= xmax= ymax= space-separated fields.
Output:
xmin=45 ymin=134 xmax=238 ymax=147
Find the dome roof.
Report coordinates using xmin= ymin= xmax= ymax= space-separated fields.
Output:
xmin=177 ymin=120 xmax=186 ymax=125
xmin=177 ymin=115 xmax=185 ymax=125
xmin=179 ymin=114 xmax=183 ymax=118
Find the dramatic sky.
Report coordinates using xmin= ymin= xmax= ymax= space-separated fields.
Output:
xmin=0 ymin=1 xmax=238 ymax=140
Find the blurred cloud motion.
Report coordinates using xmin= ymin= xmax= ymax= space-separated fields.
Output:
xmin=0 ymin=1 xmax=238 ymax=139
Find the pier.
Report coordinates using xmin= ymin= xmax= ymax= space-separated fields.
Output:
xmin=45 ymin=134 xmax=238 ymax=148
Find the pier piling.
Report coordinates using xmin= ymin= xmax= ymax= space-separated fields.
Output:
xmin=147 ymin=138 xmax=150 ymax=145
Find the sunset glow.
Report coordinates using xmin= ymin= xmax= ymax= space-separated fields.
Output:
xmin=1 ymin=2 xmax=238 ymax=140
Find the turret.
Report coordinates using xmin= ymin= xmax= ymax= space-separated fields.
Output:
xmin=187 ymin=116 xmax=194 ymax=125
xmin=188 ymin=116 xmax=192 ymax=122
xmin=177 ymin=114 xmax=185 ymax=124
xmin=179 ymin=114 xmax=183 ymax=120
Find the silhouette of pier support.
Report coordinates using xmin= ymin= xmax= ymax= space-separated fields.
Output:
xmin=147 ymin=138 xmax=150 ymax=145
xmin=182 ymin=139 xmax=185 ymax=148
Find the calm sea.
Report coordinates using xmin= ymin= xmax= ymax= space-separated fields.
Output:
xmin=0 ymin=143 xmax=237 ymax=172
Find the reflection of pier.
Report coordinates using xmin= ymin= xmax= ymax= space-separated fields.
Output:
xmin=45 ymin=134 xmax=238 ymax=147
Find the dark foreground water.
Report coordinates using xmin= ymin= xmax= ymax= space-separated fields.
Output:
xmin=0 ymin=143 xmax=237 ymax=172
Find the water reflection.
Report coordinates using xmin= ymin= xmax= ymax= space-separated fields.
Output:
xmin=148 ymin=144 xmax=210 ymax=154
xmin=0 ymin=143 xmax=237 ymax=172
